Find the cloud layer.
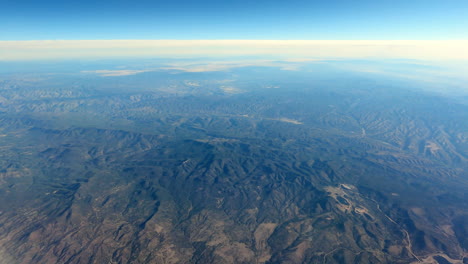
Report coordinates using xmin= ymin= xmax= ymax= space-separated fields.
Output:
xmin=1 ymin=40 xmax=467 ymax=61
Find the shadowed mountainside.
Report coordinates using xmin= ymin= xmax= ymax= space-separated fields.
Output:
xmin=0 ymin=63 xmax=467 ymax=263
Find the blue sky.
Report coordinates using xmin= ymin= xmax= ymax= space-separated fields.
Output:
xmin=1 ymin=0 xmax=467 ymax=40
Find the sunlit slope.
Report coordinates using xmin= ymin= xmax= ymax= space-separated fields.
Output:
xmin=0 ymin=63 xmax=466 ymax=263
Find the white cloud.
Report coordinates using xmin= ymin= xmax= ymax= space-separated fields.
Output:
xmin=0 ymin=40 xmax=467 ymax=61
xmin=158 ymin=59 xmax=316 ymax=72
xmin=81 ymin=69 xmax=151 ymax=76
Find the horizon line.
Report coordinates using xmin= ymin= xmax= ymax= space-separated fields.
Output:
xmin=1 ymin=40 xmax=467 ymax=61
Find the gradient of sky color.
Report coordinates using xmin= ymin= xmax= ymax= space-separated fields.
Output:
xmin=1 ymin=0 xmax=467 ymax=40
xmin=2 ymin=40 xmax=467 ymax=61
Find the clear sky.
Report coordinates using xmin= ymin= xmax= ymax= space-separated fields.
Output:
xmin=1 ymin=0 xmax=467 ymax=40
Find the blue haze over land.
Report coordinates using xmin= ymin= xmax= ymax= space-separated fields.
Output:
xmin=0 ymin=0 xmax=468 ymax=263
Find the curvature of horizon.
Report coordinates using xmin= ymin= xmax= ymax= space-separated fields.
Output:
xmin=1 ymin=40 xmax=468 ymax=61
xmin=1 ymin=0 xmax=467 ymax=61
